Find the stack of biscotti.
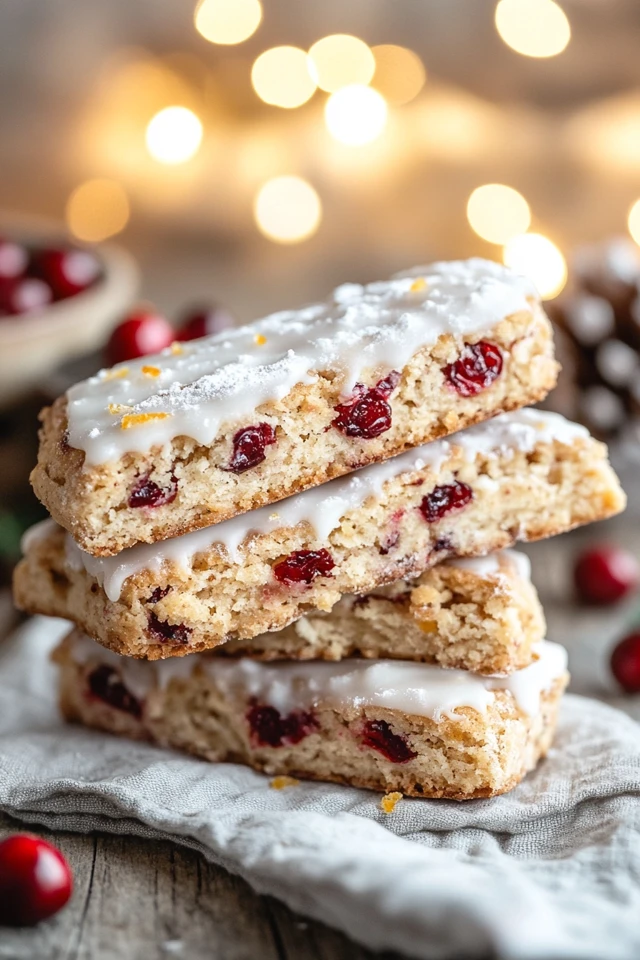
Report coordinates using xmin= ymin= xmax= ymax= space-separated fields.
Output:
xmin=14 ymin=259 xmax=626 ymax=800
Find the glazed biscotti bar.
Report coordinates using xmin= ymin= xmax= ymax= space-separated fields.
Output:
xmin=31 ymin=259 xmax=558 ymax=556
xmin=222 ymin=550 xmax=546 ymax=676
xmin=55 ymin=631 xmax=568 ymax=799
xmin=15 ymin=410 xmax=624 ymax=660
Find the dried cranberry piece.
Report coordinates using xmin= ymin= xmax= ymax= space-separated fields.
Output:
xmin=420 ymin=481 xmax=473 ymax=523
xmin=226 ymin=423 xmax=276 ymax=474
xmin=273 ymin=549 xmax=335 ymax=585
xmin=87 ymin=665 xmax=142 ymax=718
xmin=443 ymin=341 xmax=503 ymax=397
xmin=148 ymin=585 xmax=172 ymax=604
xmin=128 ymin=474 xmax=178 ymax=509
xmin=332 ymin=371 xmax=401 ymax=439
xmin=148 ymin=612 xmax=192 ymax=645
xmin=361 ymin=719 xmax=416 ymax=763
xmin=247 ymin=702 xmax=316 ymax=747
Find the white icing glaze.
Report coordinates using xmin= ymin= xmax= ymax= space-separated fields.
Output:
xmin=20 ymin=517 xmax=57 ymax=555
xmin=446 ymin=548 xmax=531 ymax=582
xmin=67 ymin=633 xmax=566 ymax=720
xmin=203 ymin=641 xmax=566 ymax=719
xmin=66 ymin=259 xmax=537 ymax=465
xmin=60 ymin=409 xmax=588 ymax=603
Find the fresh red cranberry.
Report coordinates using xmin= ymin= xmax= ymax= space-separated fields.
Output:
xmin=273 ymin=549 xmax=335 ymax=585
xmin=128 ymin=474 xmax=178 ymax=509
xmin=148 ymin=612 xmax=192 ymax=645
xmin=246 ymin=702 xmax=316 ymax=747
xmin=574 ymin=545 xmax=639 ymax=605
xmin=610 ymin=632 xmax=640 ymax=693
xmin=361 ymin=719 xmax=417 ymax=763
xmin=148 ymin=585 xmax=172 ymax=604
xmin=420 ymin=481 xmax=473 ymax=523
xmin=177 ymin=304 xmax=235 ymax=341
xmin=0 ymin=277 xmax=53 ymax=316
xmin=32 ymin=248 xmax=101 ymax=300
xmin=226 ymin=423 xmax=276 ymax=473
xmin=0 ymin=834 xmax=72 ymax=926
xmin=332 ymin=371 xmax=401 ymax=440
xmin=0 ymin=239 xmax=28 ymax=280
xmin=443 ymin=341 xmax=503 ymax=397
xmin=87 ymin=665 xmax=142 ymax=719
xmin=106 ymin=309 xmax=174 ymax=365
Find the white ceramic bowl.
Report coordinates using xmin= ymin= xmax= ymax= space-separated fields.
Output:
xmin=0 ymin=214 xmax=139 ymax=407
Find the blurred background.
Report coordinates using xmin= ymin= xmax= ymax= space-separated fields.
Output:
xmin=3 ymin=0 xmax=640 ymax=695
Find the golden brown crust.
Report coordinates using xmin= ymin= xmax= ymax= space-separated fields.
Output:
xmin=31 ymin=307 xmax=559 ymax=556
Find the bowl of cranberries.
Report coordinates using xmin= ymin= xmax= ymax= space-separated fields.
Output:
xmin=0 ymin=216 xmax=138 ymax=406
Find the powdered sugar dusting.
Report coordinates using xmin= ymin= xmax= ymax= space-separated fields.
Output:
xmin=66 ymin=259 xmax=537 ymax=465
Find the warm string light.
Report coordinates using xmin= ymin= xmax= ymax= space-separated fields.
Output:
xmin=467 ymin=184 xmax=531 ymax=244
xmin=371 ymin=45 xmax=426 ymax=105
xmin=495 ymin=0 xmax=571 ymax=58
xmin=194 ymin=0 xmax=262 ymax=45
xmin=254 ymin=176 xmax=322 ymax=244
xmin=628 ymin=200 xmax=640 ymax=246
xmin=145 ymin=106 xmax=203 ymax=165
xmin=251 ymin=47 xmax=317 ymax=108
xmin=325 ymin=85 xmax=387 ymax=146
xmin=66 ymin=179 xmax=130 ymax=242
xmin=308 ymin=35 xmax=375 ymax=93
xmin=503 ymin=233 xmax=567 ymax=299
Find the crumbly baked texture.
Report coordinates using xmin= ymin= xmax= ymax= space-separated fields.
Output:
xmin=221 ymin=551 xmax=546 ymax=675
xmin=15 ymin=428 xmax=624 ymax=660
xmin=54 ymin=632 xmax=568 ymax=800
xmin=32 ymin=303 xmax=557 ymax=556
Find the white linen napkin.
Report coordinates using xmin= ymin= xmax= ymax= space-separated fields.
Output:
xmin=1 ymin=616 xmax=640 ymax=960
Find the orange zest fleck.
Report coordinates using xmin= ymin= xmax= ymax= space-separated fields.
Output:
xmin=270 ymin=776 xmax=300 ymax=790
xmin=254 ymin=333 xmax=267 ymax=346
xmin=102 ymin=367 xmax=129 ymax=381
xmin=120 ymin=412 xmax=171 ymax=430
xmin=380 ymin=791 xmax=403 ymax=814
xmin=142 ymin=365 xmax=161 ymax=378
xmin=170 ymin=342 xmax=183 ymax=355
xmin=108 ymin=403 xmax=132 ymax=416
xmin=409 ymin=277 xmax=427 ymax=293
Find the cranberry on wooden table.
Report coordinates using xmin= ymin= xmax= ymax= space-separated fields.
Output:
xmin=177 ymin=304 xmax=235 ymax=341
xmin=610 ymin=633 xmax=640 ymax=693
xmin=574 ymin=545 xmax=639 ymax=605
xmin=0 ymin=834 xmax=72 ymax=926
xmin=106 ymin=308 xmax=175 ymax=365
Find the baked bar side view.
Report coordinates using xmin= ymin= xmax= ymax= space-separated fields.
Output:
xmin=221 ymin=550 xmax=547 ymax=675
xmin=31 ymin=260 xmax=558 ymax=555
xmin=14 ymin=411 xmax=625 ymax=660
xmin=54 ymin=632 xmax=569 ymax=799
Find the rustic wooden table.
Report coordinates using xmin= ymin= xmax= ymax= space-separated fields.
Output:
xmin=1 ymin=499 xmax=638 ymax=960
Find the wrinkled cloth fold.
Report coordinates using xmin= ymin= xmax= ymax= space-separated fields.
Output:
xmin=1 ymin=617 xmax=640 ymax=960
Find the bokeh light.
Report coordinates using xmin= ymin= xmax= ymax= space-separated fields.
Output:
xmin=145 ymin=106 xmax=203 ymax=165
xmin=503 ymin=233 xmax=567 ymax=299
xmin=194 ymin=0 xmax=262 ymax=45
xmin=66 ymin=179 xmax=130 ymax=242
xmin=251 ymin=47 xmax=316 ymax=108
xmin=254 ymin=176 xmax=322 ymax=244
xmin=495 ymin=0 xmax=571 ymax=58
xmin=628 ymin=199 xmax=640 ymax=246
xmin=467 ymin=184 xmax=531 ymax=244
xmin=308 ymin=35 xmax=375 ymax=93
xmin=325 ymin=85 xmax=388 ymax=146
xmin=371 ymin=45 xmax=426 ymax=105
